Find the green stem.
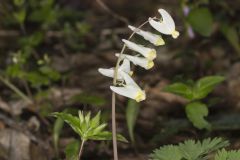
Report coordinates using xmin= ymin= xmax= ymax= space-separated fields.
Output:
xmin=111 ymin=18 xmax=154 ymax=160
xmin=0 ymin=75 xmax=32 ymax=104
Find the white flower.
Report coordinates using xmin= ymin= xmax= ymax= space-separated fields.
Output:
xmin=110 ymin=71 xmax=146 ymax=102
xmin=149 ymin=9 xmax=179 ymax=39
xmin=122 ymin=39 xmax=156 ymax=60
xmin=128 ymin=25 xmax=165 ymax=46
xmin=116 ymin=53 xmax=154 ymax=70
xmin=98 ymin=59 xmax=132 ymax=79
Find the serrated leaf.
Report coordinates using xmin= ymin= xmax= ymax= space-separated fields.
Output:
xmin=89 ymin=131 xmax=128 ymax=143
xmin=163 ymin=83 xmax=193 ymax=100
xmin=126 ymin=99 xmax=140 ymax=143
xmin=185 ymin=102 xmax=211 ymax=130
xmin=52 ymin=112 xmax=82 ymax=136
xmin=179 ymin=140 xmax=202 ymax=160
xmin=65 ymin=140 xmax=80 ymax=160
xmin=150 ymin=137 xmax=229 ymax=160
xmin=90 ymin=111 xmax=101 ymax=128
xmin=187 ymin=7 xmax=213 ymax=36
xmin=215 ymin=149 xmax=240 ymax=160
xmin=149 ymin=145 xmax=182 ymax=160
xmin=201 ymin=137 xmax=229 ymax=154
xmin=193 ymin=76 xmax=225 ymax=100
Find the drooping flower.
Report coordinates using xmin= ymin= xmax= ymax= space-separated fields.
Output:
xmin=122 ymin=39 xmax=156 ymax=60
xmin=110 ymin=71 xmax=146 ymax=102
xmin=149 ymin=9 xmax=179 ymax=39
xmin=98 ymin=59 xmax=132 ymax=79
xmin=116 ymin=53 xmax=154 ymax=70
xmin=128 ymin=25 xmax=165 ymax=46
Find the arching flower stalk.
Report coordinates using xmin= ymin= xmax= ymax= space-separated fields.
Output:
xmin=98 ymin=8 xmax=179 ymax=160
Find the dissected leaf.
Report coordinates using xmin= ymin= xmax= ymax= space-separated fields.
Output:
xmin=185 ymin=102 xmax=211 ymax=130
xmin=150 ymin=137 xmax=229 ymax=160
xmin=179 ymin=140 xmax=202 ymax=160
xmin=149 ymin=145 xmax=182 ymax=160
xmin=51 ymin=112 xmax=82 ymax=136
xmin=187 ymin=7 xmax=213 ymax=36
xmin=89 ymin=131 xmax=128 ymax=143
xmin=215 ymin=149 xmax=240 ymax=160
xmin=126 ymin=99 xmax=140 ymax=143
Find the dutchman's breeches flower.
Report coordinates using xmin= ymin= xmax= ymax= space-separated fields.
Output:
xmin=116 ymin=53 xmax=154 ymax=70
xmin=110 ymin=71 xmax=146 ymax=102
xmin=122 ymin=39 xmax=157 ymax=60
xmin=98 ymin=59 xmax=132 ymax=79
xmin=149 ymin=9 xmax=179 ymax=39
xmin=98 ymin=8 xmax=179 ymax=103
xmin=128 ymin=25 xmax=165 ymax=46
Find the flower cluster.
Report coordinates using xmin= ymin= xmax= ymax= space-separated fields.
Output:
xmin=98 ymin=9 xmax=179 ymax=102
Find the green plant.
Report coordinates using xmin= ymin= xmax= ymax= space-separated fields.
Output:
xmin=52 ymin=111 xmax=127 ymax=160
xmin=164 ymin=76 xmax=225 ymax=129
xmin=149 ymin=137 xmax=231 ymax=160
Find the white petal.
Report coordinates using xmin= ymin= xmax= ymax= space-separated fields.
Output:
xmin=110 ymin=85 xmax=146 ymax=102
xmin=149 ymin=9 xmax=179 ymax=39
xmin=117 ymin=54 xmax=154 ymax=70
xmin=119 ymin=59 xmax=131 ymax=74
xmin=98 ymin=68 xmax=123 ymax=79
xmin=128 ymin=25 xmax=165 ymax=46
xmin=149 ymin=17 xmax=171 ymax=35
xmin=122 ymin=39 xmax=156 ymax=60
xmin=120 ymin=71 xmax=139 ymax=87
xmin=158 ymin=9 xmax=175 ymax=31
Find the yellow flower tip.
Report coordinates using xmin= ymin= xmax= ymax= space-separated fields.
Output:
xmin=172 ymin=30 xmax=180 ymax=39
xmin=146 ymin=61 xmax=154 ymax=69
xmin=147 ymin=50 xmax=157 ymax=60
xmin=155 ymin=38 xmax=165 ymax=46
xmin=128 ymin=71 xmax=134 ymax=76
xmin=134 ymin=90 xmax=146 ymax=102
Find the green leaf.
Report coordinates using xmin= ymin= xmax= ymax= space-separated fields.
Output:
xmin=185 ymin=102 xmax=211 ymax=130
xmin=90 ymin=111 xmax=101 ymax=128
xmin=53 ymin=115 xmax=64 ymax=155
xmin=149 ymin=145 xmax=182 ymax=160
xmin=51 ymin=112 xmax=82 ymax=136
xmin=220 ymin=23 xmax=240 ymax=55
xmin=65 ymin=140 xmax=80 ymax=160
xmin=193 ymin=76 xmax=225 ymax=100
xmin=179 ymin=140 xmax=202 ymax=160
xmin=13 ymin=9 xmax=26 ymax=24
xmin=89 ymin=131 xmax=128 ymax=143
xmin=215 ymin=149 xmax=240 ymax=160
xmin=126 ymin=99 xmax=140 ymax=143
xmin=163 ymin=83 xmax=193 ymax=100
xmin=149 ymin=137 xmax=229 ymax=160
xmin=13 ymin=0 xmax=25 ymax=6
xmin=187 ymin=7 xmax=213 ymax=37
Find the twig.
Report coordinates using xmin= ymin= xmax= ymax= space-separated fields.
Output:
xmin=0 ymin=75 xmax=32 ymax=104
xmin=95 ymin=0 xmax=129 ymax=25
xmin=111 ymin=18 xmax=156 ymax=160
